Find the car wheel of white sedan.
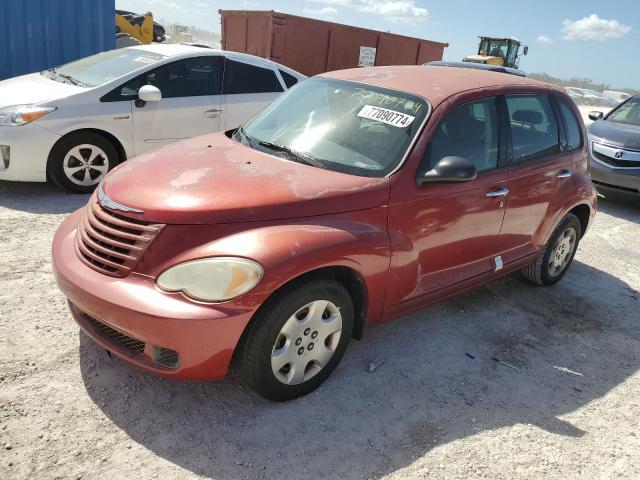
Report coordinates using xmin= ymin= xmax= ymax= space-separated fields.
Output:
xmin=48 ymin=132 xmax=119 ymax=194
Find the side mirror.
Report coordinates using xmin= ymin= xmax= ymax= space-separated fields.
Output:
xmin=523 ymin=46 xmax=529 ymax=55
xmin=417 ymin=156 xmax=477 ymax=186
xmin=138 ymin=85 xmax=162 ymax=103
xmin=588 ymin=111 xmax=604 ymax=121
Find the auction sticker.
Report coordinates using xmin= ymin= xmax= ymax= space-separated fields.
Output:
xmin=357 ymin=105 xmax=415 ymax=128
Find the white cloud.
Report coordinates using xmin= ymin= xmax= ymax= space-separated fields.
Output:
xmin=306 ymin=0 xmax=428 ymax=22
xmin=562 ymin=14 xmax=631 ymax=41
xmin=305 ymin=7 xmax=339 ymax=16
xmin=536 ymin=35 xmax=554 ymax=45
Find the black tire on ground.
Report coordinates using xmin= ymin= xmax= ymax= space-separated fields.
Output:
xmin=47 ymin=132 xmax=119 ymax=194
xmin=239 ymin=278 xmax=354 ymax=401
xmin=522 ymin=213 xmax=582 ymax=286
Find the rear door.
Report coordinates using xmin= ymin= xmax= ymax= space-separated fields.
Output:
xmin=129 ymin=56 xmax=224 ymax=154
xmin=222 ymin=58 xmax=285 ymax=129
xmin=494 ymin=93 xmax=573 ymax=265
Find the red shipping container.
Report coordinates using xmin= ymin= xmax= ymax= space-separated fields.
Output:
xmin=219 ymin=10 xmax=449 ymax=76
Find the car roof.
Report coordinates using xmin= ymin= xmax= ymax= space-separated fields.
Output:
xmin=320 ymin=65 xmax=557 ymax=107
xmin=128 ymin=43 xmax=211 ymax=56
xmin=426 ymin=61 xmax=527 ymax=77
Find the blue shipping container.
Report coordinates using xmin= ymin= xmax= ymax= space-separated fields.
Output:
xmin=0 ymin=0 xmax=115 ymax=80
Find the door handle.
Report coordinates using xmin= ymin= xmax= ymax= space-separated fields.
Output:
xmin=204 ymin=108 xmax=223 ymax=117
xmin=486 ymin=187 xmax=509 ymax=197
xmin=557 ymin=169 xmax=572 ymax=178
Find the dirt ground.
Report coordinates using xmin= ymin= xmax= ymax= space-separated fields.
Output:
xmin=0 ymin=179 xmax=639 ymax=480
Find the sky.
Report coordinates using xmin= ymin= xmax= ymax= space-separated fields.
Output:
xmin=116 ymin=0 xmax=640 ymax=89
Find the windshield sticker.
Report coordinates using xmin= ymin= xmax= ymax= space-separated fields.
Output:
xmin=357 ymin=105 xmax=415 ymax=128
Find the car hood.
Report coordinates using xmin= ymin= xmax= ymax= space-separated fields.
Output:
xmin=0 ymin=73 xmax=85 ymax=108
xmin=589 ymin=119 xmax=640 ymax=150
xmin=101 ymin=133 xmax=390 ymax=225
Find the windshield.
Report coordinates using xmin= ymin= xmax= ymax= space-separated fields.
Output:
xmin=41 ymin=49 xmax=167 ymax=88
xmin=607 ymin=97 xmax=640 ymax=126
xmin=238 ymin=78 xmax=429 ymax=177
xmin=480 ymin=39 xmax=509 ymax=60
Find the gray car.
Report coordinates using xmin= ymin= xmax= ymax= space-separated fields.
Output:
xmin=588 ymin=96 xmax=640 ymax=194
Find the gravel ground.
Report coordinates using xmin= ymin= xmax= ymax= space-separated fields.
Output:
xmin=0 ymin=180 xmax=639 ymax=480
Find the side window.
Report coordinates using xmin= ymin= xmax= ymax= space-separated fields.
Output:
xmin=425 ymin=98 xmax=499 ymax=173
xmin=506 ymin=95 xmax=560 ymax=162
xmin=101 ymin=56 xmax=223 ymax=102
xmin=146 ymin=57 xmax=222 ymax=98
xmin=279 ymin=69 xmax=298 ymax=89
xmin=223 ymin=59 xmax=284 ymax=94
xmin=557 ymin=98 xmax=582 ymax=150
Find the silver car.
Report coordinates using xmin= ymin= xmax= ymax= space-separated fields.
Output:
xmin=588 ymin=96 xmax=640 ymax=194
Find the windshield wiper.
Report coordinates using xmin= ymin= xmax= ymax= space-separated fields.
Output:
xmin=56 ymin=73 xmax=86 ymax=87
xmin=257 ymin=140 xmax=326 ymax=168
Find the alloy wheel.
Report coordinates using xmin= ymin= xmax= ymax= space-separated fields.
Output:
xmin=63 ymin=144 xmax=110 ymax=187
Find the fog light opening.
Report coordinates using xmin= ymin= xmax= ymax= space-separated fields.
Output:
xmin=0 ymin=145 xmax=10 ymax=169
xmin=152 ymin=346 xmax=180 ymax=369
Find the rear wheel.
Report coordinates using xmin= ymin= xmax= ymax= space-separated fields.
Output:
xmin=239 ymin=278 xmax=354 ymax=401
xmin=48 ymin=133 xmax=118 ymax=193
xmin=522 ymin=213 xmax=581 ymax=286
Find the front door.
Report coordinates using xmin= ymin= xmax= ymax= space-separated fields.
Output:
xmin=387 ymin=97 xmax=508 ymax=308
xmin=494 ymin=94 xmax=571 ymax=264
xmin=130 ymin=56 xmax=223 ymax=155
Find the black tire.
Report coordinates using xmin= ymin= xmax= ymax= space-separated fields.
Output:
xmin=47 ymin=132 xmax=119 ymax=194
xmin=239 ymin=278 xmax=354 ymax=401
xmin=522 ymin=213 xmax=581 ymax=286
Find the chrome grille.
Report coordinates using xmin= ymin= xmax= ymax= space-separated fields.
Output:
xmin=75 ymin=194 xmax=163 ymax=277
xmin=592 ymin=149 xmax=640 ymax=168
xmin=592 ymin=142 xmax=640 ymax=169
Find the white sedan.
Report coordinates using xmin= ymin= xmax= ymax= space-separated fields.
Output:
xmin=0 ymin=44 xmax=305 ymax=192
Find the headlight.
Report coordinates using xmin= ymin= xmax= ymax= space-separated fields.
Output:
xmin=157 ymin=257 xmax=263 ymax=302
xmin=0 ymin=105 xmax=56 ymax=126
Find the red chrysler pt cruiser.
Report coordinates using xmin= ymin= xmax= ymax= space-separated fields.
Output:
xmin=52 ymin=66 xmax=596 ymax=401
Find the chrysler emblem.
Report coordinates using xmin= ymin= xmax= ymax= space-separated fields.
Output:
xmin=97 ymin=184 xmax=144 ymax=214
xmin=615 ymin=151 xmax=624 ymax=159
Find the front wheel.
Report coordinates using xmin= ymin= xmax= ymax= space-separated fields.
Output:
xmin=239 ymin=278 xmax=354 ymax=401
xmin=48 ymin=133 xmax=118 ymax=193
xmin=522 ymin=213 xmax=581 ymax=286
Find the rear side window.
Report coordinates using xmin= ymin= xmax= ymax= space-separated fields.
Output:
xmin=223 ymin=59 xmax=284 ymax=94
xmin=425 ymin=98 xmax=499 ymax=172
xmin=102 ymin=56 xmax=223 ymax=101
xmin=557 ymin=98 xmax=582 ymax=150
xmin=506 ymin=95 xmax=559 ymax=162
xmin=279 ymin=69 xmax=298 ymax=89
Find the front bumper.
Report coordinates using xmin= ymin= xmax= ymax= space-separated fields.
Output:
xmin=0 ymin=123 xmax=60 ymax=182
xmin=590 ymin=153 xmax=640 ymax=194
xmin=52 ymin=210 xmax=265 ymax=380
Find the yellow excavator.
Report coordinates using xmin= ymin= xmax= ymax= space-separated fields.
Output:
xmin=463 ymin=36 xmax=528 ymax=69
xmin=115 ymin=10 xmax=166 ymax=48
